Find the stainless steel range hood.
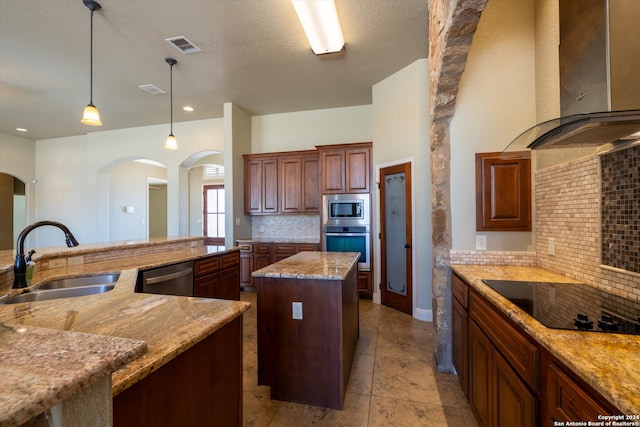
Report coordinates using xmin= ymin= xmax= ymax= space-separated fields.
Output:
xmin=504 ymin=109 xmax=640 ymax=152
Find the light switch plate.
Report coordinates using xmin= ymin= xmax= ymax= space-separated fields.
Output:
xmin=475 ymin=235 xmax=487 ymax=251
xmin=292 ymin=302 xmax=303 ymax=320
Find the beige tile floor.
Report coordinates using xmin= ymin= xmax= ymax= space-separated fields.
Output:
xmin=241 ymin=291 xmax=479 ymax=427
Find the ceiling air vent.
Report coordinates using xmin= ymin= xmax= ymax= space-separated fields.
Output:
xmin=138 ymin=84 xmax=166 ymax=95
xmin=166 ymin=36 xmax=201 ymax=54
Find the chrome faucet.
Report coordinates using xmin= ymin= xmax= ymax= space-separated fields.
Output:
xmin=13 ymin=221 xmax=79 ymax=289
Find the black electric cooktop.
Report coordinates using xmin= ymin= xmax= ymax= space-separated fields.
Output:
xmin=481 ymin=279 xmax=640 ymax=335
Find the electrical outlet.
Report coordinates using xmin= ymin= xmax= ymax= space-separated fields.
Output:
xmin=475 ymin=235 xmax=487 ymax=251
xmin=292 ymin=302 xmax=303 ymax=320
xmin=235 ymin=217 xmax=240 ymax=226
xmin=548 ymin=237 xmax=555 ymax=255
xmin=259 ymin=225 xmax=265 ymax=233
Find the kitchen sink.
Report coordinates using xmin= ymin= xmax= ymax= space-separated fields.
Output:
xmin=36 ymin=273 xmax=120 ymax=290
xmin=2 ymin=284 xmax=115 ymax=304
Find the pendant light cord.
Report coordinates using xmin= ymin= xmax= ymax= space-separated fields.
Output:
xmin=89 ymin=9 xmax=94 ymax=105
xmin=169 ymin=62 xmax=173 ymax=135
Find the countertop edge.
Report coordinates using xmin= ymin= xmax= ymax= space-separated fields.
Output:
xmin=0 ymin=323 xmax=147 ymax=426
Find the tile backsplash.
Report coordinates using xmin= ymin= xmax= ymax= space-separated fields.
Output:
xmin=251 ymin=215 xmax=321 ymax=241
xmin=536 ymin=148 xmax=640 ymax=301
xmin=600 ymin=144 xmax=639 ymax=274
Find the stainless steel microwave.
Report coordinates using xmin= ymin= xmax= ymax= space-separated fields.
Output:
xmin=322 ymin=194 xmax=370 ymax=227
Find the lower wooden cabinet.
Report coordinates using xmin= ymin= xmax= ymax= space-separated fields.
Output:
xmin=193 ymin=251 xmax=240 ymax=300
xmin=113 ymin=316 xmax=243 ymax=426
xmin=540 ymin=351 xmax=621 ymax=424
xmin=453 ymin=272 xmax=623 ymax=427
xmin=358 ymin=271 xmax=372 ymax=296
xmin=452 ymin=296 xmax=469 ymax=395
xmin=238 ymin=242 xmax=319 ymax=289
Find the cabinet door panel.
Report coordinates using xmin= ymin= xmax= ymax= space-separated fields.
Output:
xmin=301 ymin=156 xmax=319 ymax=212
xmin=245 ymin=160 xmax=263 ymax=214
xmin=263 ymin=159 xmax=279 ymax=213
xmin=545 ymin=360 xmax=613 ymax=423
xmin=345 ymin=148 xmax=370 ymax=193
xmin=475 ymin=152 xmax=531 ymax=231
xmin=452 ymin=298 xmax=469 ymax=396
xmin=494 ymin=350 xmax=536 ymax=427
xmin=219 ymin=267 xmax=240 ymax=300
xmin=320 ymin=150 xmax=346 ymax=193
xmin=281 ymin=157 xmax=302 ymax=213
xmin=469 ymin=320 xmax=492 ymax=427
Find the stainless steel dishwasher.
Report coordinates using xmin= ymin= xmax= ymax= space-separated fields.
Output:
xmin=139 ymin=261 xmax=194 ymax=296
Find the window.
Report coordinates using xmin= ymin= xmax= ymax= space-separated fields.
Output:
xmin=204 ymin=185 xmax=225 ymax=246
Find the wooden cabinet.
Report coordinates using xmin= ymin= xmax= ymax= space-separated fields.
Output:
xmin=317 ymin=142 xmax=372 ymax=194
xmin=193 ymin=251 xmax=240 ymax=300
xmin=244 ymin=155 xmax=279 ymax=215
xmin=238 ymin=241 xmax=319 ymax=289
xmin=540 ymin=350 xmax=621 ymax=424
xmin=475 ymin=152 xmax=531 ymax=231
xmin=452 ymin=273 xmax=469 ymax=396
xmin=244 ymin=151 xmax=319 ymax=215
xmin=468 ymin=289 xmax=537 ymax=427
xmin=114 ymin=316 xmax=243 ymax=427
xmin=358 ymin=271 xmax=372 ymax=296
xmin=455 ymin=272 xmax=623 ymax=426
xmin=280 ymin=153 xmax=319 ymax=213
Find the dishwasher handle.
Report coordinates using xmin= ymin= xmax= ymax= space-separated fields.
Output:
xmin=144 ymin=267 xmax=193 ymax=286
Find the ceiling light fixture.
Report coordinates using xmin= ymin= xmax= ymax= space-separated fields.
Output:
xmin=291 ymin=0 xmax=344 ymax=55
xmin=81 ymin=0 xmax=103 ymax=126
xmin=165 ymin=58 xmax=178 ymax=150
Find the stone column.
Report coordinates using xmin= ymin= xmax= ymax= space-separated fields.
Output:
xmin=428 ymin=0 xmax=488 ymax=372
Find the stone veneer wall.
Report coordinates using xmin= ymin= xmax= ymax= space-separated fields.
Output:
xmin=429 ymin=0 xmax=489 ymax=372
xmin=536 ymin=153 xmax=640 ymax=302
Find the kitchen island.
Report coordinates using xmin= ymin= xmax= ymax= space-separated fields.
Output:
xmin=0 ymin=238 xmax=250 ymax=426
xmin=253 ymin=251 xmax=360 ymax=410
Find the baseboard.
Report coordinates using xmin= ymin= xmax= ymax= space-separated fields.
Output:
xmin=414 ymin=307 xmax=433 ymax=322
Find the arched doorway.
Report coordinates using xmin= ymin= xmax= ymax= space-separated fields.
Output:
xmin=0 ymin=172 xmax=27 ymax=250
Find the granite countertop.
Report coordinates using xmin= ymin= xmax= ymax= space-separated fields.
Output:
xmin=252 ymin=251 xmax=359 ymax=280
xmin=451 ymin=264 xmax=640 ymax=416
xmin=0 ymin=244 xmax=251 ymax=424
xmin=0 ymin=324 xmax=146 ymax=427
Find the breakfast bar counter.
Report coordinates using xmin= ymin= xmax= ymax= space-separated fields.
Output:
xmin=253 ymin=251 xmax=360 ymax=410
xmin=0 ymin=238 xmax=250 ymax=426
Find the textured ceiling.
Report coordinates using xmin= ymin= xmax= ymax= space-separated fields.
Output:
xmin=0 ymin=0 xmax=429 ymax=140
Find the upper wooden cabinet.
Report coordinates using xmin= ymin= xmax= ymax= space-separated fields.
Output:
xmin=280 ymin=153 xmax=319 ymax=214
xmin=244 ymin=151 xmax=319 ymax=215
xmin=475 ymin=152 xmax=531 ymax=231
xmin=317 ymin=142 xmax=372 ymax=194
xmin=244 ymin=155 xmax=279 ymax=215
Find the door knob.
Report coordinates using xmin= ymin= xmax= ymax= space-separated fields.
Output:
xmin=404 ymin=243 xmax=411 ymax=249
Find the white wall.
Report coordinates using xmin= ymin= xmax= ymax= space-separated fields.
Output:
xmin=372 ymin=59 xmax=432 ymax=319
xmin=0 ymin=133 xmax=36 ymax=227
xmin=33 ymin=118 xmax=224 ymax=247
xmin=450 ymin=0 xmax=537 ymax=252
xmin=108 ymin=162 xmax=167 ymax=242
xmin=251 ymin=105 xmax=372 ymax=153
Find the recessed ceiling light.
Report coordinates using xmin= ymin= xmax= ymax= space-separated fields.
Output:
xmin=16 ymin=128 xmax=27 ymax=132
xmin=183 ymin=106 xmax=194 ymax=112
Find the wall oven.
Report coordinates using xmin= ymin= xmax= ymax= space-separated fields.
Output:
xmin=322 ymin=194 xmax=371 ymax=271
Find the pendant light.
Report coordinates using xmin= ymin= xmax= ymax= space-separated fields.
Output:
xmin=165 ymin=58 xmax=178 ymax=150
xmin=81 ymin=0 xmax=103 ymax=126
